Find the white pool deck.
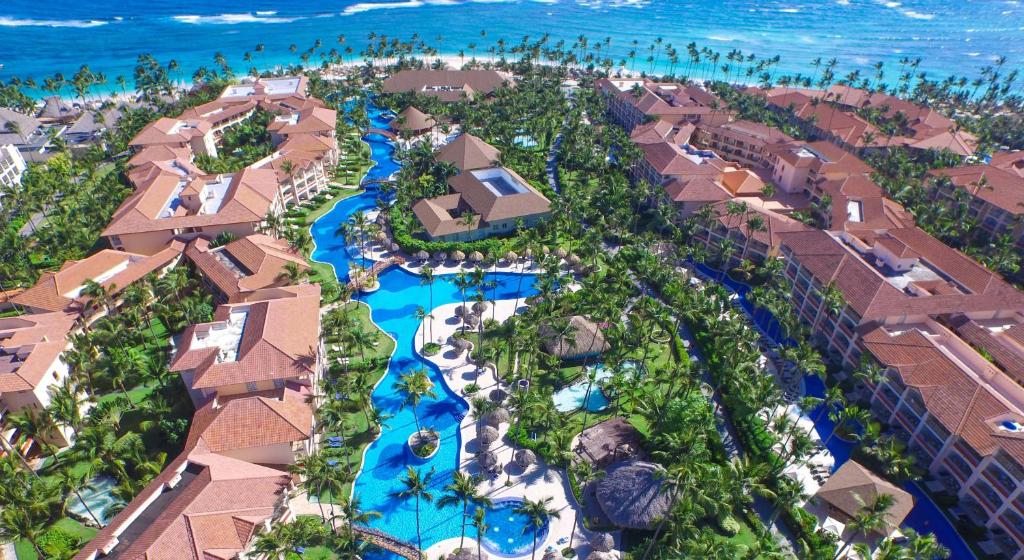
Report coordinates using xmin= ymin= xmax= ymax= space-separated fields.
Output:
xmin=417 ymin=299 xmax=619 ymax=560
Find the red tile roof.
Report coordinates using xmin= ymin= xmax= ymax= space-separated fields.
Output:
xmin=0 ymin=311 xmax=76 ymax=392
xmin=185 ymin=387 xmax=312 ymax=453
xmin=185 ymin=235 xmax=308 ymax=302
xmin=929 ymin=164 xmax=1024 ymax=216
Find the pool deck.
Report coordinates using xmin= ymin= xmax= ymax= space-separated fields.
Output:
xmin=416 ymin=299 xmax=618 ymax=560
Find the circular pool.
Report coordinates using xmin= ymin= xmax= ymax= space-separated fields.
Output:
xmin=480 ymin=498 xmax=551 ymax=557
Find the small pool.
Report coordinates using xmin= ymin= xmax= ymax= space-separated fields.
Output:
xmin=552 ymin=362 xmax=638 ymax=413
xmin=66 ymin=474 xmax=121 ymax=526
xmin=480 ymin=499 xmax=550 ymax=557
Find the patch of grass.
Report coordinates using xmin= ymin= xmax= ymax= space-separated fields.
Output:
xmin=16 ymin=518 xmax=97 ymax=560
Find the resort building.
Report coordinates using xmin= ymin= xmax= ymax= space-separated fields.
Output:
xmin=693 ymin=119 xmax=795 ymax=172
xmin=185 ymin=234 xmax=309 ymax=303
xmin=539 ymin=315 xmax=610 ymax=361
xmin=692 ymin=199 xmax=811 ymax=265
xmin=0 ymin=143 xmax=27 ymax=205
xmin=63 ymin=106 xmax=123 ymax=149
xmin=391 ymin=106 xmax=437 ymax=137
xmin=776 ymin=227 xmax=1024 ymax=369
xmin=11 ymin=245 xmax=183 ymax=320
xmin=928 ymin=158 xmax=1024 ymax=247
xmin=170 ymin=284 xmax=323 ymax=406
xmin=861 ymin=323 xmax=1024 ymax=557
xmin=0 ymin=311 xmax=79 ymax=452
xmin=36 ymin=96 xmax=80 ymax=125
xmin=73 ymin=441 xmax=296 ymax=560
xmin=761 ymin=87 xmax=977 ymax=158
xmin=765 ymin=140 xmax=873 ymax=195
xmin=811 ymin=174 xmax=915 ymax=233
xmin=633 ymin=140 xmax=731 ymax=188
xmin=102 ymin=164 xmax=284 ymax=255
xmin=382 ymin=69 xmax=511 ymax=102
xmin=266 ymin=106 xmax=337 ymax=145
xmin=130 ymin=117 xmax=219 ymax=158
xmin=628 ymin=119 xmax=695 ymax=146
xmin=596 ymin=78 xmax=730 ymax=132
xmin=413 ymin=134 xmax=550 ymax=241
xmin=808 ymin=460 xmax=914 ymax=541
xmin=0 ymin=107 xmax=59 ymax=162
xmin=576 ymin=417 xmax=646 ymax=468
xmin=255 ymin=133 xmax=339 ymax=206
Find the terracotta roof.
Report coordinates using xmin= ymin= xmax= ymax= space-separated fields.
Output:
xmin=129 ymin=117 xmax=211 ymax=149
xmin=929 ymin=164 xmax=1024 ymax=216
xmin=436 ymin=133 xmax=501 ymax=171
xmin=382 ymin=69 xmax=509 ymax=101
xmin=185 ymin=387 xmax=312 ymax=453
xmin=701 ymin=119 xmax=795 ymax=145
xmin=411 ymin=194 xmax=477 ymax=238
xmin=0 ymin=312 xmax=76 ymax=393
xmin=12 ymin=244 xmax=183 ymax=314
xmin=640 ymin=141 xmax=728 ymax=178
xmin=179 ymin=99 xmax=256 ymax=128
xmin=817 ymin=175 xmax=915 ymax=232
xmin=170 ymin=285 xmax=321 ymax=390
xmin=665 ymin=177 xmax=731 ymax=204
xmin=767 ymin=140 xmax=874 ymax=178
xmin=448 ymin=167 xmax=551 ymax=222
xmin=629 ymin=119 xmax=694 ymax=145
xmin=990 ymin=151 xmax=1024 ymax=178
xmin=266 ymin=107 xmax=336 ymax=136
xmin=392 ymin=106 xmax=436 ymax=132
xmin=709 ymin=200 xmax=811 ymax=249
xmin=814 ymin=460 xmax=913 ymax=535
xmin=185 ymin=234 xmax=308 ymax=301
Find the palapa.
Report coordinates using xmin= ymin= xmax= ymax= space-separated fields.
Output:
xmin=505 ymin=251 xmax=518 ymax=261
xmin=469 ymin=251 xmax=484 ymax=262
xmin=449 ymin=548 xmax=490 ymax=560
xmin=472 ymin=301 xmax=489 ymax=314
xmin=477 ymin=425 xmax=500 ymax=444
xmin=416 ymin=250 xmax=429 ymax=261
xmin=555 ymin=247 xmax=568 ymax=258
xmin=514 ymin=448 xmax=537 ymax=467
xmin=451 ymin=250 xmax=466 ymax=261
xmin=595 ymin=461 xmax=672 ymax=530
xmin=586 ymin=552 xmax=616 ymax=560
xmin=477 ymin=450 xmax=499 ymax=469
xmin=590 ymin=533 xmax=615 ymax=552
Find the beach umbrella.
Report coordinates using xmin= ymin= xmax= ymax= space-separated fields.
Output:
xmin=416 ymin=250 xmax=429 ymax=261
xmin=451 ymin=250 xmax=466 ymax=261
xmin=591 ymin=533 xmax=615 ymax=552
xmin=375 ymin=231 xmax=387 ymax=242
xmin=505 ymin=251 xmax=518 ymax=262
xmin=454 ymin=304 xmax=467 ymax=317
xmin=568 ymin=254 xmax=582 ymax=264
xmin=573 ymin=264 xmax=588 ymax=274
xmin=464 ymin=313 xmax=480 ymax=328
xmin=541 ymin=246 xmax=551 ymax=255
xmin=472 ymin=301 xmax=489 ymax=314
xmin=477 ymin=450 xmax=499 ymax=470
xmin=469 ymin=251 xmax=484 ymax=262
xmin=434 ymin=252 xmax=447 ymax=262
xmin=453 ymin=337 xmax=473 ymax=353
xmin=478 ymin=425 xmax=499 ymax=445
xmin=586 ymin=552 xmax=616 ymax=560
xmin=450 ymin=548 xmax=490 ymax=560
xmin=482 ymin=407 xmax=510 ymax=426
xmin=390 ymin=242 xmax=401 ymax=252
xmin=523 ymin=247 xmax=533 ymax=258
xmin=555 ymin=247 xmax=568 ymax=258
xmin=514 ymin=448 xmax=537 ymax=467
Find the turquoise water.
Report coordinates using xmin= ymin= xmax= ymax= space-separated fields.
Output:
xmin=311 ymin=95 xmax=542 ymax=551
xmin=66 ymin=474 xmax=120 ymax=526
xmin=2 ymin=1 xmax=1021 ymax=90
xmin=481 ymin=499 xmax=550 ymax=557
xmin=551 ymin=365 xmax=611 ymax=413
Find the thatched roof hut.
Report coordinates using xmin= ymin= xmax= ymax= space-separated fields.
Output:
xmin=505 ymin=251 xmax=518 ymax=262
xmin=416 ymin=250 xmax=429 ymax=261
xmin=478 ymin=425 xmax=499 ymax=445
xmin=472 ymin=301 xmax=489 ymax=314
xmin=814 ymin=460 xmax=914 ymax=537
xmin=469 ymin=251 xmax=484 ymax=262
xmin=433 ymin=252 xmax=447 ymax=262
xmin=523 ymin=248 xmax=533 ymax=258
xmin=451 ymin=250 xmax=466 ymax=261
xmin=453 ymin=337 xmax=473 ymax=352
xmin=477 ymin=450 xmax=499 ymax=470
xmin=595 ymin=461 xmax=672 ymax=530
xmin=568 ymin=254 xmax=582 ymax=265
xmin=390 ymin=242 xmax=401 ymax=252
xmin=392 ymin=106 xmax=436 ymax=133
xmin=576 ymin=417 xmax=646 ymax=468
xmin=555 ymin=247 xmax=568 ymax=258
xmin=464 ymin=313 xmax=480 ymax=328
xmin=586 ymin=552 xmax=616 ymax=560
xmin=483 ymin=407 xmax=510 ymax=425
xmin=514 ymin=448 xmax=537 ymax=467
xmin=590 ymin=533 xmax=615 ymax=552
xmin=454 ymin=304 xmax=467 ymax=317
xmin=539 ymin=316 xmax=611 ymax=361
xmin=375 ymin=231 xmax=388 ymax=242
xmin=541 ymin=246 xmax=551 ymax=255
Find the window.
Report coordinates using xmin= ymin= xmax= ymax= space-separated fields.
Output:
xmin=246 ymin=382 xmax=259 ymax=392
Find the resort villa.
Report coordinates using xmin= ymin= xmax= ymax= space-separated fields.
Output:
xmin=169 ymin=284 xmax=323 ymax=406
xmin=692 ymin=199 xmax=811 ymax=265
xmin=185 ymin=233 xmax=309 ymax=303
xmin=928 ymin=152 xmax=1024 ymax=247
xmin=0 ymin=143 xmax=27 ymax=196
xmin=0 ymin=311 xmax=79 ymax=452
xmin=412 ymin=134 xmax=550 ymax=241
xmin=391 ymin=106 xmax=437 ymax=137
xmin=381 ymin=69 xmax=511 ymax=102
xmin=693 ymin=119 xmax=796 ymax=172
xmin=808 ymin=460 xmax=914 ymax=543
xmin=596 ymin=78 xmax=730 ymax=132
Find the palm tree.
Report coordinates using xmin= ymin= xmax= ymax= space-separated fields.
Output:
xmin=392 ymin=467 xmax=435 ymax=554
xmin=902 ymin=527 xmax=950 ymax=559
xmin=0 ymin=507 xmax=46 ymax=558
xmin=395 ymin=369 xmax=436 ymax=433
xmin=420 ymin=265 xmax=436 ymax=340
xmin=336 ymin=494 xmax=381 ymax=537
xmin=515 ymin=496 xmax=561 ymax=560
xmin=568 ymin=461 xmax=604 ymax=549
xmin=833 ymin=493 xmax=897 ymax=560
xmin=60 ymin=468 xmax=103 ymax=527
xmin=471 ymin=507 xmax=489 ymax=560
xmin=437 ymin=472 xmax=492 ymax=550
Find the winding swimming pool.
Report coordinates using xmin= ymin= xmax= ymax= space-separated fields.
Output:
xmin=312 ymin=95 xmax=541 ymax=553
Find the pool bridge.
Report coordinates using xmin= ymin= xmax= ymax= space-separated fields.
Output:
xmin=354 ymin=524 xmax=420 ymax=559
xmin=366 ymin=127 xmax=398 ymax=140
xmin=347 ymin=256 xmax=406 ymax=291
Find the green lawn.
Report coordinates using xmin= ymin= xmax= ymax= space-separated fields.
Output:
xmin=16 ymin=518 xmax=97 ymax=560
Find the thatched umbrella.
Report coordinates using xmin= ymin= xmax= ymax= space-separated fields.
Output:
xmin=555 ymin=247 xmax=568 ymax=258
xmin=586 ymin=552 xmax=616 ymax=560
xmin=482 ymin=407 xmax=510 ymax=426
xmin=541 ymin=246 xmax=551 ymax=255
xmin=469 ymin=251 xmax=484 ymax=262
xmin=477 ymin=425 xmax=499 ymax=445
xmin=375 ymin=231 xmax=387 ymax=242
xmin=450 ymin=548 xmax=490 ymax=560
xmin=542 ymin=551 xmax=564 ymax=560
xmin=573 ymin=264 xmax=588 ymax=275
xmin=590 ymin=533 xmax=615 ymax=552
xmin=514 ymin=448 xmax=537 ymax=467
xmin=453 ymin=337 xmax=473 ymax=353
xmin=489 ymin=388 xmax=508 ymax=403
xmin=454 ymin=304 xmax=467 ymax=317
xmin=416 ymin=250 xmax=429 ymax=261
xmin=472 ymin=301 xmax=489 ymax=314
xmin=464 ymin=313 xmax=480 ymax=328
xmin=595 ymin=461 xmax=672 ymax=530
xmin=568 ymin=254 xmax=582 ymax=265
xmin=451 ymin=250 xmax=466 ymax=261
xmin=390 ymin=242 xmax=401 ymax=252
xmin=523 ymin=247 xmax=534 ymax=258
xmin=477 ymin=450 xmax=498 ymax=470
xmin=505 ymin=251 xmax=518 ymax=262
xmin=433 ymin=252 xmax=447 ymax=262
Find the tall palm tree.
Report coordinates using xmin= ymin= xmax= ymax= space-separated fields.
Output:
xmin=437 ymin=472 xmax=492 ymax=550
xmin=420 ymin=265 xmax=436 ymax=340
xmin=392 ymin=467 xmax=435 ymax=554
xmin=515 ymin=496 xmax=561 ymax=560
xmin=833 ymin=493 xmax=897 ymax=560
xmin=568 ymin=461 xmax=604 ymax=549
xmin=0 ymin=507 xmax=46 ymax=558
xmin=336 ymin=494 xmax=381 ymax=537
xmin=395 ymin=369 xmax=436 ymax=433
xmin=471 ymin=507 xmax=489 ymax=560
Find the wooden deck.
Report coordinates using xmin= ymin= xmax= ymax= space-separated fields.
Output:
xmin=354 ymin=525 xmax=420 ymax=559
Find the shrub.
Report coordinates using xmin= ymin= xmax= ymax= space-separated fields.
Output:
xmin=38 ymin=527 xmax=81 ymax=558
xmin=464 ymin=382 xmax=480 ymax=395
xmin=421 ymin=342 xmax=441 ymax=356
xmin=718 ymin=514 xmax=741 ymax=536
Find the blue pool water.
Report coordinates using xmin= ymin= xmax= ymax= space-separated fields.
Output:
xmin=692 ymin=262 xmax=976 ymax=560
xmin=552 ymin=364 xmax=614 ymax=413
xmin=481 ymin=499 xmax=551 ymax=557
xmin=311 ymin=94 xmax=542 ymax=551
xmin=66 ymin=474 xmax=120 ymax=526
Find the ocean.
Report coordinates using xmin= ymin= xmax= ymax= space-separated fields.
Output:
xmin=1 ymin=0 xmax=1022 ymax=93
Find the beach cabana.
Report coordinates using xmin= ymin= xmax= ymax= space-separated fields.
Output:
xmin=391 ymin=106 xmax=436 ymax=136
xmin=477 ymin=450 xmax=499 ymax=472
xmin=514 ymin=449 xmax=537 ymax=467
xmin=478 ymin=425 xmax=499 ymax=445
xmin=595 ymin=461 xmax=673 ymax=530
xmin=449 ymin=548 xmax=490 ymax=560
xmin=812 ymin=460 xmax=914 ymax=538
